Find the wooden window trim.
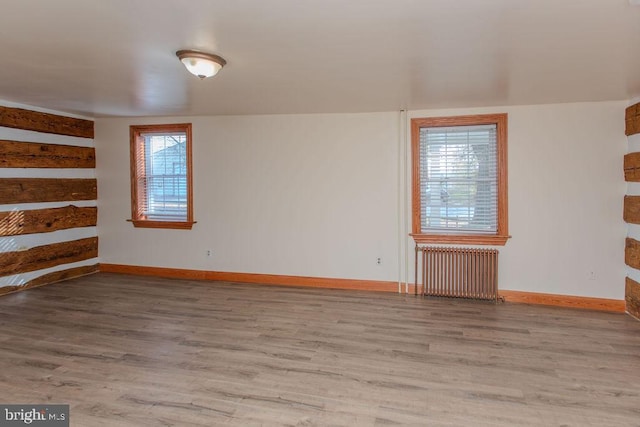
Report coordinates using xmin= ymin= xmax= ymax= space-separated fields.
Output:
xmin=410 ymin=113 xmax=509 ymax=246
xmin=129 ymin=123 xmax=195 ymax=230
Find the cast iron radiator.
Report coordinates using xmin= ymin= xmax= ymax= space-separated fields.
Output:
xmin=414 ymin=245 xmax=499 ymax=301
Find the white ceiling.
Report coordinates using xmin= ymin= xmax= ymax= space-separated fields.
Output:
xmin=1 ymin=0 xmax=639 ymax=118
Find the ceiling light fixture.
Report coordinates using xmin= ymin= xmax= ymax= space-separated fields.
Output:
xmin=176 ymin=50 xmax=226 ymax=79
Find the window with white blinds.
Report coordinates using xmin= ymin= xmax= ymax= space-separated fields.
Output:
xmin=419 ymin=124 xmax=497 ymax=233
xmin=411 ymin=114 xmax=508 ymax=245
xmin=141 ymin=132 xmax=187 ymax=220
xmin=129 ymin=123 xmax=194 ymax=229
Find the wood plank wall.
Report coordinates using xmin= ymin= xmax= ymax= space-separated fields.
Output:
xmin=625 ymin=103 xmax=640 ymax=137
xmin=624 ymin=101 xmax=640 ymax=320
xmin=0 ymin=104 xmax=98 ymax=296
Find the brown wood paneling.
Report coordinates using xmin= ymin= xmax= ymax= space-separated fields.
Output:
xmin=500 ymin=290 xmax=625 ymax=313
xmin=626 ymin=277 xmax=640 ymax=319
xmin=623 ymin=196 xmax=640 ymax=224
xmin=0 ymin=106 xmax=93 ymax=138
xmin=0 ymin=140 xmax=95 ymax=168
xmin=623 ymin=152 xmax=640 ymax=182
xmin=0 ymin=206 xmax=97 ymax=236
xmin=0 ymin=178 xmax=96 ymax=204
xmin=626 ymin=103 xmax=640 ymax=136
xmin=0 ymin=264 xmax=98 ymax=297
xmin=0 ymin=237 xmax=98 ymax=277
xmin=625 ymin=237 xmax=640 ymax=270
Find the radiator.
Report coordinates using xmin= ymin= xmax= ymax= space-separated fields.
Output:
xmin=414 ymin=246 xmax=499 ymax=301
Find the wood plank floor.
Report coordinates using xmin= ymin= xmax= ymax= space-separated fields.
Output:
xmin=0 ymin=273 xmax=639 ymax=426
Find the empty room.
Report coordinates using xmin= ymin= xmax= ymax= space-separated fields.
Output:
xmin=1 ymin=0 xmax=639 ymax=426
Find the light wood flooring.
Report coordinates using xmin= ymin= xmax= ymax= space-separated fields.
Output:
xmin=0 ymin=273 xmax=639 ymax=426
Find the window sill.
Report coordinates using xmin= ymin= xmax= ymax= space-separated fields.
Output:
xmin=411 ymin=233 xmax=510 ymax=246
xmin=127 ymin=219 xmax=196 ymax=230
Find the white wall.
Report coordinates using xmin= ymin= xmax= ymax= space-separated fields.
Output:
xmin=409 ymin=102 xmax=627 ymax=299
xmin=96 ymin=112 xmax=400 ymax=282
xmin=96 ymin=100 xmax=628 ymax=299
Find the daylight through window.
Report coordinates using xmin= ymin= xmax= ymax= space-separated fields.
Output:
xmin=411 ymin=114 xmax=508 ymax=245
xmin=129 ymin=123 xmax=194 ymax=229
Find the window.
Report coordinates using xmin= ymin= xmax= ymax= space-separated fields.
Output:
xmin=411 ymin=114 xmax=508 ymax=245
xmin=129 ymin=123 xmax=195 ymax=229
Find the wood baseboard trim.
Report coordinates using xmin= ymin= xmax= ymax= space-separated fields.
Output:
xmin=99 ymin=263 xmax=410 ymax=293
xmin=500 ymin=290 xmax=625 ymax=313
xmin=98 ymin=264 xmax=625 ymax=312
xmin=0 ymin=264 xmax=99 ymax=297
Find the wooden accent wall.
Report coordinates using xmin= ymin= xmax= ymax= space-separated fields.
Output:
xmin=625 ymin=238 xmax=640 ymax=270
xmin=626 ymin=103 xmax=640 ymax=136
xmin=625 ymin=102 xmax=640 ymax=320
xmin=0 ymin=178 xmax=97 ymax=204
xmin=0 ymin=105 xmax=98 ymax=296
xmin=0 ymin=106 xmax=94 ymax=138
xmin=0 ymin=140 xmax=95 ymax=168
xmin=0 ymin=206 xmax=97 ymax=236
xmin=0 ymin=265 xmax=98 ymax=297
xmin=623 ymin=153 xmax=640 ymax=181
xmin=0 ymin=237 xmax=98 ymax=277
xmin=623 ymin=196 xmax=640 ymax=224
xmin=626 ymin=277 xmax=640 ymax=319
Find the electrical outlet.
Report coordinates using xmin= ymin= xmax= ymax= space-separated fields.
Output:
xmin=206 ymin=250 xmax=212 ymax=257
xmin=588 ymin=271 xmax=596 ymax=281
xmin=376 ymin=257 xmax=382 ymax=265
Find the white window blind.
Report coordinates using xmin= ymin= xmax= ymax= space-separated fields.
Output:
xmin=138 ymin=131 xmax=188 ymax=221
xmin=419 ymin=124 xmax=497 ymax=234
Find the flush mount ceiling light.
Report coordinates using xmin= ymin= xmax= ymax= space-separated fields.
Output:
xmin=176 ymin=50 xmax=226 ymax=79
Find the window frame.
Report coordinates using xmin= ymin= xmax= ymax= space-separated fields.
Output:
xmin=129 ymin=123 xmax=195 ymax=230
xmin=410 ymin=113 xmax=509 ymax=245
